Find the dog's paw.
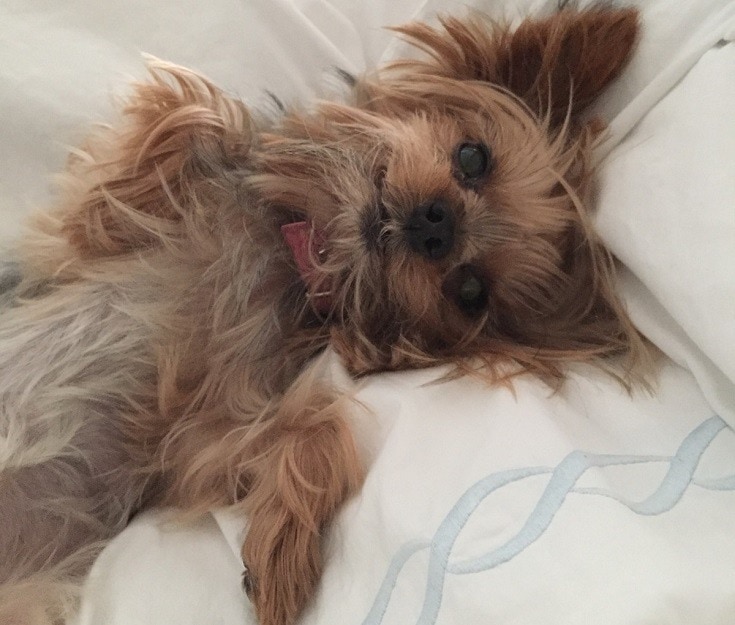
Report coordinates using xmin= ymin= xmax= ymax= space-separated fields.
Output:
xmin=237 ymin=388 xmax=362 ymax=625
xmin=241 ymin=505 xmax=321 ymax=625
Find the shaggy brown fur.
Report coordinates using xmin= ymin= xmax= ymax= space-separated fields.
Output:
xmin=0 ymin=6 xmax=646 ymax=625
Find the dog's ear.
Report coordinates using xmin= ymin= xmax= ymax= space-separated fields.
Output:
xmin=391 ymin=7 xmax=639 ymax=124
xmin=59 ymin=60 xmax=253 ymax=257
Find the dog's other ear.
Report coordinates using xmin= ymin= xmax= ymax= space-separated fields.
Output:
xmin=59 ymin=60 xmax=253 ymax=258
xmin=392 ymin=6 xmax=639 ymax=124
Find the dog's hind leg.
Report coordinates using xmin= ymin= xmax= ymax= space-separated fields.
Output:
xmin=0 ymin=423 xmax=145 ymax=625
xmin=0 ymin=459 xmax=117 ymax=625
xmin=0 ymin=282 xmax=157 ymax=624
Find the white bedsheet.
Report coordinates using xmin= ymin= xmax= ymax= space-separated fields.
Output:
xmin=79 ymin=359 xmax=735 ymax=625
xmin=1 ymin=0 xmax=734 ymax=623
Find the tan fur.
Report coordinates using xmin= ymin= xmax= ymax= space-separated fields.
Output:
xmin=0 ymin=7 xmax=647 ymax=625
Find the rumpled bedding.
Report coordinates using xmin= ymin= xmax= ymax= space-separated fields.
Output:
xmin=0 ymin=0 xmax=733 ymax=623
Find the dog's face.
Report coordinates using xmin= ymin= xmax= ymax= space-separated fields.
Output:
xmin=252 ymin=8 xmax=642 ymax=376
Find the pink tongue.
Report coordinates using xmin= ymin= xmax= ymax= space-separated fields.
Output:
xmin=281 ymin=221 xmax=331 ymax=315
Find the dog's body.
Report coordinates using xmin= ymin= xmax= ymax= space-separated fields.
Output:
xmin=0 ymin=7 xmax=646 ymax=625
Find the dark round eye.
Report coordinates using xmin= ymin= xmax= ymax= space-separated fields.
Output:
xmin=456 ymin=142 xmax=491 ymax=181
xmin=459 ymin=274 xmax=484 ymax=306
xmin=443 ymin=264 xmax=489 ymax=316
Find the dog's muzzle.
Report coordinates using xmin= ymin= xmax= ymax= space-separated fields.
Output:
xmin=404 ymin=200 xmax=455 ymax=260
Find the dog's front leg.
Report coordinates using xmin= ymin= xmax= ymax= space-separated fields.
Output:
xmin=241 ymin=377 xmax=363 ymax=625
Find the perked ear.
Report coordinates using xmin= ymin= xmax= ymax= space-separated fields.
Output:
xmin=59 ymin=59 xmax=253 ymax=258
xmin=392 ymin=6 xmax=639 ymax=124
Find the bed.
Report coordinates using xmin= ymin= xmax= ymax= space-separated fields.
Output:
xmin=1 ymin=0 xmax=734 ymax=623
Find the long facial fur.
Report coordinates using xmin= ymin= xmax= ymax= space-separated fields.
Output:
xmin=254 ymin=9 xmax=647 ymax=378
xmin=0 ymin=7 xmax=647 ymax=625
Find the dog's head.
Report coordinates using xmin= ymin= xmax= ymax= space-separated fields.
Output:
xmin=55 ymin=7 xmax=646 ymax=382
xmin=252 ymin=7 xmax=645 ymax=378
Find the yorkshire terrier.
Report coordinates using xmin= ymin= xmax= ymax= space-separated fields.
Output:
xmin=0 ymin=5 xmax=646 ymax=625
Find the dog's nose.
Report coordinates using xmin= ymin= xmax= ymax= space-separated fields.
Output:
xmin=405 ymin=200 xmax=455 ymax=260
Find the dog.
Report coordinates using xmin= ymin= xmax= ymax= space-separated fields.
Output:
xmin=0 ymin=5 xmax=648 ymax=625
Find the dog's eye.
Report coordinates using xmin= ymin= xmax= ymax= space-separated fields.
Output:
xmin=457 ymin=273 xmax=487 ymax=314
xmin=459 ymin=274 xmax=484 ymax=306
xmin=456 ymin=142 xmax=491 ymax=182
xmin=443 ymin=264 xmax=489 ymax=316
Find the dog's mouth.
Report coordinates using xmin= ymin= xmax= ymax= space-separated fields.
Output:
xmin=281 ymin=221 xmax=332 ymax=317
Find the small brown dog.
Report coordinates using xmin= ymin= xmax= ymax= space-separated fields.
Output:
xmin=0 ymin=6 xmax=646 ymax=625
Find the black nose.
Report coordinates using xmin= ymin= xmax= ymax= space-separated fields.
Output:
xmin=405 ymin=201 xmax=455 ymax=260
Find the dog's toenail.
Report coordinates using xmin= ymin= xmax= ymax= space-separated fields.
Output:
xmin=242 ymin=565 xmax=257 ymax=597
